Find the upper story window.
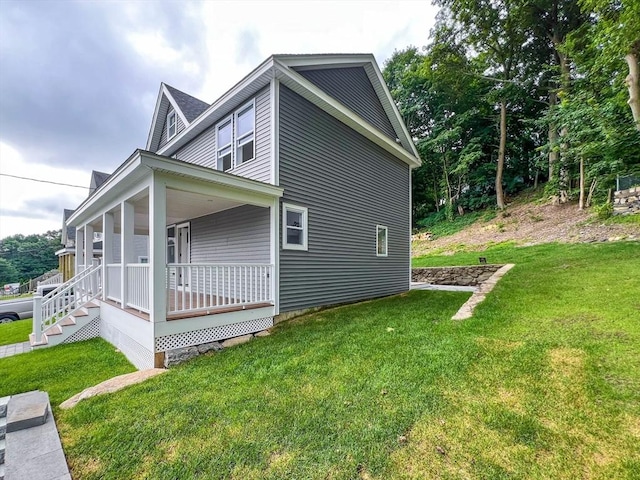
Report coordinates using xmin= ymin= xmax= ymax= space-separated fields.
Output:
xmin=217 ymin=118 xmax=233 ymax=171
xmin=283 ymin=203 xmax=308 ymax=251
xmin=376 ymin=225 xmax=388 ymax=257
xmin=167 ymin=110 xmax=177 ymax=140
xmin=215 ymin=100 xmax=255 ymax=172
xmin=235 ymin=102 xmax=255 ymax=165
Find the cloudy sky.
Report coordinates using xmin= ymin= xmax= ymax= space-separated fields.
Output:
xmin=0 ymin=0 xmax=438 ymax=239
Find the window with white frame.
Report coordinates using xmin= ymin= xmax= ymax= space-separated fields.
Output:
xmin=376 ymin=225 xmax=388 ymax=256
xmin=216 ymin=117 xmax=233 ymax=171
xmin=283 ymin=203 xmax=308 ymax=250
xmin=235 ymin=102 xmax=255 ymax=165
xmin=167 ymin=110 xmax=177 ymax=140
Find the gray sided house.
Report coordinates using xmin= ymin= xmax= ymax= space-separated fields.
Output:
xmin=35 ymin=54 xmax=421 ymax=369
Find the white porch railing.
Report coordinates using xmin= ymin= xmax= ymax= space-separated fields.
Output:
xmin=167 ymin=263 xmax=273 ymax=314
xmin=33 ymin=263 xmax=102 ymax=343
xmin=106 ymin=264 xmax=122 ymax=303
xmin=126 ymin=264 xmax=150 ymax=312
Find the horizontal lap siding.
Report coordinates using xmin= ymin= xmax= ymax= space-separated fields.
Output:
xmin=175 ymin=88 xmax=272 ymax=182
xmin=190 ymin=205 xmax=270 ymax=264
xmin=159 ymin=108 xmax=186 ymax=150
xmin=296 ymin=67 xmax=398 ymax=141
xmin=279 ymin=86 xmax=410 ymax=312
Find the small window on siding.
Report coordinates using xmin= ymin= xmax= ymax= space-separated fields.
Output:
xmin=376 ymin=225 xmax=388 ymax=257
xmin=283 ymin=203 xmax=308 ymax=251
xmin=167 ymin=111 xmax=177 ymax=140
xmin=235 ymin=102 xmax=255 ymax=166
xmin=216 ymin=118 xmax=233 ymax=171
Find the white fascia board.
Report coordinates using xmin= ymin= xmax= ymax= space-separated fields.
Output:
xmin=67 ymin=151 xmax=148 ymax=226
xmin=364 ymin=61 xmax=421 ymax=159
xmin=278 ymin=54 xmax=420 ymax=161
xmin=145 ymin=84 xmax=165 ymax=150
xmin=140 ymin=152 xmax=284 ymax=199
xmin=274 ymin=60 xmax=421 ymax=168
xmin=157 ymin=57 xmax=276 ymax=156
xmin=274 ymin=53 xmax=372 ymax=68
xmin=162 ymin=84 xmax=190 ymax=127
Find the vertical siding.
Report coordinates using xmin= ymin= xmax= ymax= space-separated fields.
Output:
xmin=190 ymin=205 xmax=270 ymax=263
xmin=278 ymin=86 xmax=410 ymax=312
xmin=295 ymin=67 xmax=398 ymax=141
xmin=175 ymin=87 xmax=272 ymax=183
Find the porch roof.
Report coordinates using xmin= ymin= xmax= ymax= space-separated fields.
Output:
xmin=68 ymin=150 xmax=283 ymax=228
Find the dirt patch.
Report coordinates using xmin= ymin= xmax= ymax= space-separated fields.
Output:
xmin=413 ymin=200 xmax=639 ymax=256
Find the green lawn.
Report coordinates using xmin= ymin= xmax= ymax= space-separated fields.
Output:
xmin=0 ymin=318 xmax=32 ymax=346
xmin=1 ymin=241 xmax=638 ymax=479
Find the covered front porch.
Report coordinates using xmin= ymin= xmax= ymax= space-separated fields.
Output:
xmin=65 ymin=151 xmax=283 ymax=361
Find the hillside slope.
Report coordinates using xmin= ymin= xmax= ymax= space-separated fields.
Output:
xmin=413 ymin=196 xmax=640 ymax=257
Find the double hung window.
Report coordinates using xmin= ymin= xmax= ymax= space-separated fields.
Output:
xmin=283 ymin=203 xmax=308 ymax=250
xmin=215 ymin=101 xmax=255 ymax=171
xmin=167 ymin=110 xmax=177 ymax=140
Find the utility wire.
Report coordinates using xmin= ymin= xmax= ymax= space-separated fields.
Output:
xmin=0 ymin=173 xmax=89 ymax=189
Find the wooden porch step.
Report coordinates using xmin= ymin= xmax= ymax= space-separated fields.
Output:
xmin=84 ymin=302 xmax=100 ymax=309
xmin=43 ymin=325 xmax=62 ymax=336
xmin=59 ymin=317 xmax=77 ymax=327
xmin=29 ymin=333 xmax=48 ymax=347
xmin=71 ymin=309 xmax=89 ymax=318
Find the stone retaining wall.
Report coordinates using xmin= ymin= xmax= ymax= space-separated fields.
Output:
xmin=412 ymin=265 xmax=504 ymax=286
xmin=614 ymin=186 xmax=640 ymax=215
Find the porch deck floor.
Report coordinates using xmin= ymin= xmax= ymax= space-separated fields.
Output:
xmin=103 ymin=292 xmax=273 ymax=322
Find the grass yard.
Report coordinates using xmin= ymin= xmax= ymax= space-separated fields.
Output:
xmin=1 ymin=241 xmax=638 ymax=479
xmin=0 ymin=338 xmax=136 ymax=407
xmin=0 ymin=318 xmax=32 ymax=346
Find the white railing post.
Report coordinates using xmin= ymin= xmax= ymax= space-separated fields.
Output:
xmin=33 ymin=294 xmax=43 ymax=342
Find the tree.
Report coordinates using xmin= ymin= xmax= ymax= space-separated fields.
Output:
xmin=0 ymin=258 xmax=19 ymax=285
xmin=434 ymin=0 xmax=535 ymax=209
xmin=0 ymin=230 xmax=61 ymax=282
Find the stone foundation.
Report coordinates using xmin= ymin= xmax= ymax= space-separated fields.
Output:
xmin=412 ymin=265 xmax=504 ymax=286
xmin=614 ymin=186 xmax=640 ymax=215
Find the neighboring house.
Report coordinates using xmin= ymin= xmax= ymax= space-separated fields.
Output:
xmin=33 ymin=54 xmax=421 ymax=369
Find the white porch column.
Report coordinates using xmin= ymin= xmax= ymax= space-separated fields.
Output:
xmin=85 ymin=224 xmax=94 ymax=267
xmin=270 ymin=197 xmax=280 ymax=314
xmin=75 ymin=227 xmax=85 ymax=275
xmin=120 ymin=200 xmax=135 ymax=307
xmin=102 ymin=212 xmax=114 ymax=300
xmin=149 ymin=175 xmax=167 ymax=324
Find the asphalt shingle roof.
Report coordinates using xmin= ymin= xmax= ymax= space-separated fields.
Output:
xmin=165 ymin=84 xmax=209 ymax=123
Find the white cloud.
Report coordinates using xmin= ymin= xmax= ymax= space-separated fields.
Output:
xmin=0 ymin=143 xmax=89 ymax=238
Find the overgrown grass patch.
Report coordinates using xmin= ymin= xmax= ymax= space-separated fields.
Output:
xmin=0 ymin=318 xmax=31 ymax=346
xmin=0 ymin=338 xmax=136 ymax=407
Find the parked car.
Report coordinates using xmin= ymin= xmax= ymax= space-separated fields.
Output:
xmin=3 ymin=283 xmax=20 ymax=295
xmin=0 ymin=284 xmax=61 ymax=323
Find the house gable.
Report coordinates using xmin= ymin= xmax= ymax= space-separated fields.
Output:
xmin=293 ymin=66 xmax=398 ymax=142
xmin=146 ymin=84 xmax=209 ymax=153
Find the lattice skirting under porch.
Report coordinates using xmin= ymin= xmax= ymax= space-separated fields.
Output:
xmin=62 ymin=318 xmax=101 ymax=344
xmin=155 ymin=317 xmax=273 ymax=352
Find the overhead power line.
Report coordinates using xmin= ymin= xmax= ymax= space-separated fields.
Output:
xmin=0 ymin=173 xmax=89 ymax=189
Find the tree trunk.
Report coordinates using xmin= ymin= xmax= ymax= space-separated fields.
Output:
xmin=548 ymin=91 xmax=558 ymax=181
xmin=625 ymin=52 xmax=640 ymax=132
xmin=586 ymin=178 xmax=597 ymax=208
xmin=559 ymin=126 xmax=569 ymax=203
xmin=496 ymin=99 xmax=507 ymax=209
xmin=578 ymin=156 xmax=585 ymax=210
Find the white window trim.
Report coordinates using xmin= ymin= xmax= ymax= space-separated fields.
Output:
xmin=282 ymin=203 xmax=308 ymax=251
xmin=234 ymin=100 xmax=256 ymax=167
xmin=216 ymin=115 xmax=233 ymax=171
xmin=167 ymin=110 xmax=177 ymax=141
xmin=376 ymin=225 xmax=388 ymax=257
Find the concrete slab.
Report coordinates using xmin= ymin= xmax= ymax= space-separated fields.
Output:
xmin=6 ymin=403 xmax=47 ymax=433
xmin=5 ymin=391 xmax=70 ymax=480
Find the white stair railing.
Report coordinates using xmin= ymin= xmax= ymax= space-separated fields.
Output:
xmin=33 ymin=263 xmax=102 ymax=343
xmin=37 ymin=272 xmax=63 ymax=286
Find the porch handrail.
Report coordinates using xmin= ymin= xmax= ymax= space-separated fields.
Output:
xmin=167 ymin=263 xmax=273 ymax=314
xmin=126 ymin=263 xmax=150 ymax=313
xmin=33 ymin=263 xmax=102 ymax=343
